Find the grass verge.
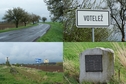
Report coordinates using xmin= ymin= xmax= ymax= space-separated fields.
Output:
xmin=0 ymin=23 xmax=38 ymax=33
xmin=37 ymin=22 xmax=63 ymax=42
xmin=0 ymin=65 xmax=63 ymax=84
xmin=63 ymin=42 xmax=126 ymax=83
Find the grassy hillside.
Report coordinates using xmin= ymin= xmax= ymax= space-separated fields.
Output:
xmin=0 ymin=65 xmax=63 ymax=84
xmin=63 ymin=42 xmax=126 ymax=84
xmin=37 ymin=22 xmax=63 ymax=42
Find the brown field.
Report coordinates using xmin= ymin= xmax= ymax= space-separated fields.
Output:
xmin=0 ymin=23 xmax=24 ymax=30
xmin=23 ymin=65 xmax=63 ymax=72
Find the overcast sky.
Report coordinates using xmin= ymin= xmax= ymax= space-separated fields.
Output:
xmin=78 ymin=0 xmax=106 ymax=8
xmin=0 ymin=42 xmax=63 ymax=64
xmin=0 ymin=0 xmax=50 ymax=21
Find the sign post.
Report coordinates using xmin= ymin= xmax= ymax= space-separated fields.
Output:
xmin=35 ymin=58 xmax=41 ymax=69
xmin=92 ymin=28 xmax=94 ymax=42
xmin=76 ymin=9 xmax=110 ymax=42
xmin=44 ymin=59 xmax=49 ymax=74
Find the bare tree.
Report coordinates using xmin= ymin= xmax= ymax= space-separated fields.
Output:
xmin=2 ymin=7 xmax=25 ymax=28
xmin=107 ymin=0 xmax=126 ymax=42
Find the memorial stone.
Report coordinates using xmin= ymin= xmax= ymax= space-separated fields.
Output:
xmin=79 ymin=47 xmax=114 ymax=83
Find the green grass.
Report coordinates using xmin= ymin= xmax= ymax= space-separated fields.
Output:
xmin=63 ymin=42 xmax=126 ymax=83
xmin=0 ymin=23 xmax=38 ymax=33
xmin=0 ymin=65 xmax=63 ymax=84
xmin=37 ymin=22 xmax=63 ymax=42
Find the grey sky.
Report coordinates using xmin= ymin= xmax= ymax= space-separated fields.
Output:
xmin=0 ymin=0 xmax=50 ymax=21
xmin=0 ymin=42 xmax=63 ymax=64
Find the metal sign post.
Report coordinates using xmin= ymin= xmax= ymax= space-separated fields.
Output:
xmin=76 ymin=9 xmax=110 ymax=42
xmin=92 ymin=28 xmax=95 ymax=42
xmin=35 ymin=58 xmax=41 ymax=69
xmin=44 ymin=59 xmax=49 ymax=75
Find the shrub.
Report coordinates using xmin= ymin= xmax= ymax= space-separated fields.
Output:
xmin=6 ymin=60 xmax=11 ymax=66
xmin=56 ymin=62 xmax=63 ymax=66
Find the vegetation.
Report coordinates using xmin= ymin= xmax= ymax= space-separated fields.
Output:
xmin=2 ymin=7 xmax=40 ymax=28
xmin=0 ymin=65 xmax=63 ymax=84
xmin=107 ymin=0 xmax=126 ymax=42
xmin=14 ymin=63 xmax=21 ymax=67
xmin=44 ymin=0 xmax=63 ymax=22
xmin=63 ymin=0 xmax=113 ymax=42
xmin=6 ymin=57 xmax=11 ymax=66
xmin=37 ymin=22 xmax=63 ymax=42
xmin=112 ymin=43 xmax=126 ymax=68
xmin=21 ymin=12 xmax=30 ymax=26
xmin=42 ymin=17 xmax=47 ymax=23
xmin=56 ymin=62 xmax=63 ymax=66
xmin=64 ymin=42 xmax=126 ymax=83
xmin=2 ymin=7 xmax=25 ymax=28
xmin=64 ymin=28 xmax=112 ymax=42
xmin=30 ymin=13 xmax=41 ymax=24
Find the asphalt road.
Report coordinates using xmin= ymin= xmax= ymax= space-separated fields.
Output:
xmin=0 ymin=24 xmax=50 ymax=42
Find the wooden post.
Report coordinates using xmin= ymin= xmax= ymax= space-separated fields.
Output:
xmin=118 ymin=69 xmax=120 ymax=81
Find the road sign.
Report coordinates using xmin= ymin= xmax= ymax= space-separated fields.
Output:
xmin=76 ymin=9 xmax=110 ymax=28
xmin=35 ymin=58 xmax=41 ymax=63
xmin=44 ymin=59 xmax=49 ymax=63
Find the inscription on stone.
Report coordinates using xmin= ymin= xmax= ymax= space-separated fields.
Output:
xmin=85 ymin=55 xmax=102 ymax=72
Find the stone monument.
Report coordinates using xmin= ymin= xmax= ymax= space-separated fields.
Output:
xmin=79 ymin=47 xmax=114 ymax=83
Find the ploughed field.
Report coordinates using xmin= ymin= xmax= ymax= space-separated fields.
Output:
xmin=23 ymin=65 xmax=63 ymax=72
xmin=0 ymin=23 xmax=23 ymax=30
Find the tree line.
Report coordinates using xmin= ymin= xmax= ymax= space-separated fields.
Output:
xmin=2 ymin=7 xmax=47 ymax=28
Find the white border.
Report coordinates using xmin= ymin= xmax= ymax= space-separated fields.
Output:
xmin=76 ymin=9 xmax=110 ymax=28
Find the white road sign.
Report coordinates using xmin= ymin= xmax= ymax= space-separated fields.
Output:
xmin=44 ymin=59 xmax=49 ymax=63
xmin=76 ymin=9 xmax=110 ymax=28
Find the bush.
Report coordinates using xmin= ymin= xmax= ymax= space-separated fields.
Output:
xmin=15 ymin=63 xmax=20 ymax=67
xmin=56 ymin=62 xmax=63 ymax=66
xmin=6 ymin=60 xmax=11 ymax=66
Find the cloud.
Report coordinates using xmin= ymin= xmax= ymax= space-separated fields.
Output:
xmin=0 ymin=0 xmax=50 ymax=21
xmin=0 ymin=42 xmax=63 ymax=64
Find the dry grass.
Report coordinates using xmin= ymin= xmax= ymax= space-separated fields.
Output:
xmin=0 ymin=23 xmax=24 ymax=30
xmin=112 ymin=43 xmax=126 ymax=68
xmin=64 ymin=60 xmax=79 ymax=76
xmin=2 ymin=66 xmax=8 ymax=69
xmin=13 ymin=66 xmax=42 ymax=82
